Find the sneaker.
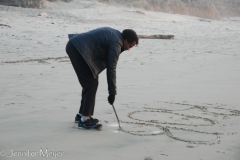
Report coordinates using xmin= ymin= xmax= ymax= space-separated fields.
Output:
xmin=78 ymin=118 xmax=102 ymax=130
xmin=75 ymin=114 xmax=99 ymax=123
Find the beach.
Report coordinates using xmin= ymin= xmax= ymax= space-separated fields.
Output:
xmin=0 ymin=0 xmax=240 ymax=159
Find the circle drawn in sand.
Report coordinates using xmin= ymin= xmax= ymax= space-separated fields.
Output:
xmin=106 ymin=122 xmax=165 ymax=136
xmin=120 ymin=101 xmax=240 ymax=144
xmin=128 ymin=110 xmax=215 ymax=126
xmin=169 ymin=128 xmax=218 ymax=143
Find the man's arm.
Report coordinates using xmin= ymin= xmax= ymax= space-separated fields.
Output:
xmin=107 ymin=43 xmax=122 ymax=95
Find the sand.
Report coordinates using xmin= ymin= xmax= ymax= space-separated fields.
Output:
xmin=0 ymin=0 xmax=240 ymax=160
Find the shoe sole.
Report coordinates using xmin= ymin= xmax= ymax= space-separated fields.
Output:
xmin=78 ymin=124 xmax=102 ymax=130
xmin=75 ymin=120 xmax=99 ymax=123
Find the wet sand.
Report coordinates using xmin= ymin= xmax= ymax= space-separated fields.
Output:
xmin=1 ymin=1 xmax=240 ymax=160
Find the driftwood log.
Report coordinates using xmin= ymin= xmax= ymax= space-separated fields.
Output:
xmin=0 ymin=24 xmax=11 ymax=28
xmin=138 ymin=34 xmax=174 ymax=39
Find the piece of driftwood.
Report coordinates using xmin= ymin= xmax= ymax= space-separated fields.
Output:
xmin=0 ymin=24 xmax=11 ymax=28
xmin=138 ymin=34 xmax=174 ymax=39
xmin=135 ymin=10 xmax=145 ymax=15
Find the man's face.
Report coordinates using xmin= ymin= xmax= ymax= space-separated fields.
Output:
xmin=123 ymin=40 xmax=137 ymax=51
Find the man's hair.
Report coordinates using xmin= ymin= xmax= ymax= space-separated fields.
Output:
xmin=122 ymin=29 xmax=139 ymax=45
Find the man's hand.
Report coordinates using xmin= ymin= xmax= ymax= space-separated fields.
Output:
xmin=108 ymin=95 xmax=115 ymax=105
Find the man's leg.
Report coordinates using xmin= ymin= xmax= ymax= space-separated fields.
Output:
xmin=66 ymin=41 xmax=98 ymax=117
xmin=80 ymin=78 xmax=98 ymax=116
xmin=79 ymin=90 xmax=84 ymax=114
